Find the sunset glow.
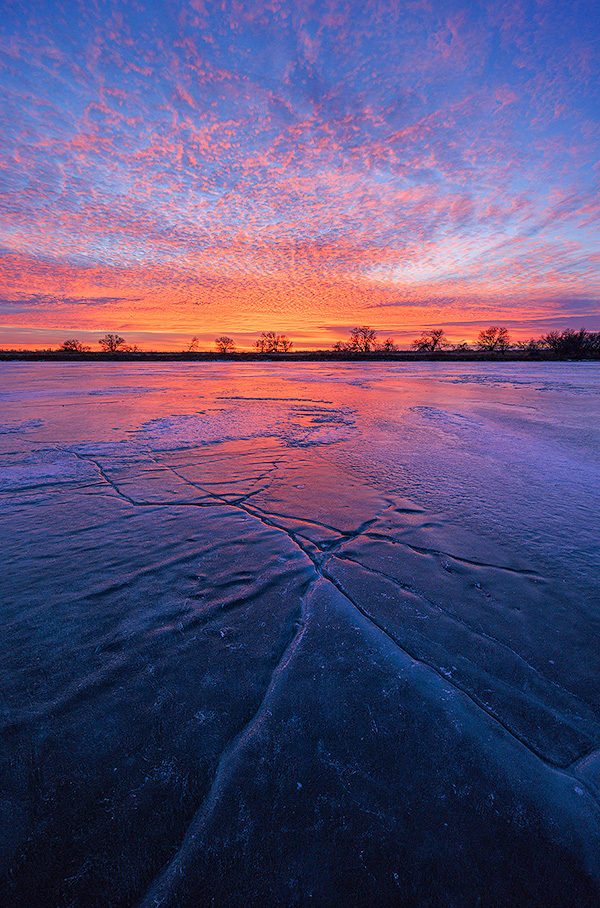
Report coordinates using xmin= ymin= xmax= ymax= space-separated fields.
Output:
xmin=1 ymin=0 xmax=599 ymax=349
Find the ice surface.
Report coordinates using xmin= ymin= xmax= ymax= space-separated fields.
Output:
xmin=1 ymin=361 xmax=600 ymax=907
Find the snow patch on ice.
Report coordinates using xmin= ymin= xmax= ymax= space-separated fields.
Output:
xmin=0 ymin=418 xmax=43 ymax=434
xmin=128 ymin=411 xmax=268 ymax=449
xmin=283 ymin=406 xmax=357 ymax=447
xmin=126 ymin=404 xmax=358 ymax=451
xmin=0 ymin=450 xmax=96 ymax=490
xmin=408 ymin=407 xmax=483 ymax=428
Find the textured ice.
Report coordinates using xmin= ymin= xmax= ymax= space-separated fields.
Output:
xmin=128 ymin=404 xmax=356 ymax=451
xmin=0 ymin=418 xmax=43 ymax=434
xmin=1 ymin=361 xmax=600 ymax=907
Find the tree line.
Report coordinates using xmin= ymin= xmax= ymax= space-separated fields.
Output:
xmin=326 ymin=325 xmax=510 ymax=353
xmin=409 ymin=326 xmax=600 ymax=356
xmin=54 ymin=326 xmax=600 ymax=358
xmin=59 ymin=334 xmax=139 ymax=353
xmin=335 ymin=325 xmax=600 ymax=357
xmin=56 ymin=331 xmax=292 ymax=355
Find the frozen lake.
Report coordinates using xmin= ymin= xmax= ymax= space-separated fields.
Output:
xmin=2 ymin=361 xmax=600 ymax=906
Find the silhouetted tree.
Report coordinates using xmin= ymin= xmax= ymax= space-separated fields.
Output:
xmin=186 ymin=336 xmax=199 ymax=352
xmin=215 ymin=336 xmax=236 ymax=354
xmin=333 ymin=327 xmax=383 ymax=353
xmin=412 ymin=329 xmax=448 ymax=352
xmin=540 ymin=330 xmax=569 ymax=355
xmin=99 ymin=333 xmax=127 ymax=352
xmin=254 ymin=332 xmax=292 ymax=353
xmin=60 ymin=339 xmax=90 ymax=352
xmin=539 ymin=328 xmax=600 ymax=358
xmin=349 ymin=326 xmax=377 ymax=352
xmin=584 ymin=332 xmax=600 ymax=355
xmin=215 ymin=335 xmax=235 ymax=353
xmin=378 ymin=337 xmax=397 ymax=352
xmin=453 ymin=342 xmax=471 ymax=352
xmin=516 ymin=338 xmax=542 ymax=355
xmin=476 ymin=326 xmax=510 ymax=353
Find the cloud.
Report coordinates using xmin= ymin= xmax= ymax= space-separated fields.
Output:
xmin=1 ymin=0 xmax=599 ymax=346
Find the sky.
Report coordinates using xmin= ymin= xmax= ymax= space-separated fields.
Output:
xmin=1 ymin=0 xmax=599 ymax=350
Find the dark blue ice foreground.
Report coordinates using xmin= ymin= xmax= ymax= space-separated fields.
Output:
xmin=2 ymin=362 xmax=600 ymax=907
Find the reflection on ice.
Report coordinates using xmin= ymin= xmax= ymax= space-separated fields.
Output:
xmin=1 ymin=361 xmax=600 ymax=907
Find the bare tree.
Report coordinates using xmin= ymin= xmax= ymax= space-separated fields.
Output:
xmin=515 ymin=338 xmax=542 ymax=355
xmin=99 ymin=333 xmax=127 ymax=353
xmin=186 ymin=336 xmax=199 ymax=352
xmin=412 ymin=329 xmax=448 ymax=352
xmin=539 ymin=328 xmax=600 ymax=358
xmin=349 ymin=326 xmax=377 ymax=353
xmin=215 ymin=336 xmax=236 ymax=354
xmin=378 ymin=337 xmax=397 ymax=352
xmin=255 ymin=332 xmax=276 ymax=352
xmin=254 ymin=331 xmax=293 ymax=353
xmin=476 ymin=326 xmax=510 ymax=353
xmin=333 ymin=327 xmax=381 ymax=353
xmin=60 ymin=339 xmax=90 ymax=352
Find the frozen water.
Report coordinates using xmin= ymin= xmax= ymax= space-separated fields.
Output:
xmin=1 ymin=361 xmax=600 ymax=907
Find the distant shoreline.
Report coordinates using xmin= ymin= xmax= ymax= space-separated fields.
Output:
xmin=1 ymin=350 xmax=598 ymax=362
